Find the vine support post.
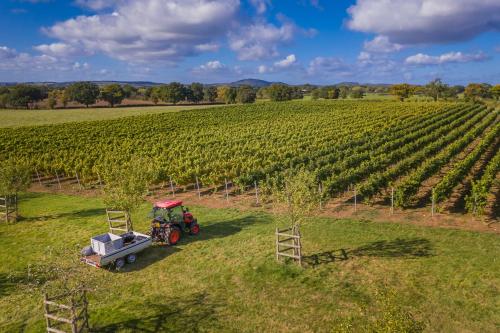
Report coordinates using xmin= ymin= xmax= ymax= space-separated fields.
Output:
xmin=431 ymin=188 xmax=435 ymax=217
xmin=97 ymin=173 xmax=103 ymax=188
xmin=254 ymin=181 xmax=259 ymax=205
xmin=55 ymin=170 xmax=62 ymax=190
xmin=195 ymin=176 xmax=201 ymax=199
xmin=75 ymin=171 xmax=83 ymax=190
xmin=225 ymin=178 xmax=229 ymax=202
xmin=354 ymin=186 xmax=357 ymax=212
xmin=35 ymin=168 xmax=42 ymax=186
xmin=391 ymin=187 xmax=394 ymax=215
xmin=169 ymin=176 xmax=175 ymax=197
xmin=319 ymin=183 xmax=323 ymax=210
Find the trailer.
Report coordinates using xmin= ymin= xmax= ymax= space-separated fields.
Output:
xmin=81 ymin=231 xmax=152 ymax=269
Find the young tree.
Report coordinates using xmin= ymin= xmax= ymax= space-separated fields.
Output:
xmin=339 ymin=86 xmax=349 ymax=99
xmin=236 ymin=85 xmax=257 ymax=104
xmin=122 ymin=84 xmax=137 ymax=99
xmin=327 ymin=87 xmax=340 ymax=99
xmin=59 ymin=89 xmax=70 ymax=108
xmin=0 ymin=160 xmax=32 ymax=222
xmin=47 ymin=91 xmax=57 ymax=109
xmin=217 ymin=85 xmax=237 ymax=104
xmin=425 ymin=78 xmax=448 ymax=101
xmin=66 ymin=82 xmax=100 ymax=107
xmin=267 ymin=84 xmax=292 ymax=102
xmin=190 ymin=82 xmax=204 ymax=103
xmin=101 ymin=158 xmax=156 ymax=213
xmin=100 ymin=84 xmax=125 ymax=107
xmin=350 ymin=86 xmax=365 ymax=99
xmin=203 ymin=86 xmax=217 ymax=103
xmin=0 ymin=88 xmax=8 ymax=108
xmin=271 ymin=169 xmax=320 ymax=228
xmin=390 ymin=83 xmax=414 ymax=101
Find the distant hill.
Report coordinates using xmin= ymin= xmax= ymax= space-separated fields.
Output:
xmin=228 ymin=79 xmax=277 ymax=87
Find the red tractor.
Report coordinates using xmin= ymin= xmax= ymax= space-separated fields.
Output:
xmin=148 ymin=200 xmax=200 ymax=245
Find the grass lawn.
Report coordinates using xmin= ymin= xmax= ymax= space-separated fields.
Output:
xmin=0 ymin=104 xmax=224 ymax=128
xmin=0 ymin=192 xmax=499 ymax=332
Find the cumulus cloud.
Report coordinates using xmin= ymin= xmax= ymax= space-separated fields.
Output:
xmin=34 ymin=43 xmax=89 ymax=58
xmin=249 ymin=0 xmax=270 ymax=14
xmin=0 ymin=45 xmax=97 ymax=77
xmin=274 ymin=54 xmax=297 ymax=68
xmin=347 ymin=0 xmax=500 ymax=44
xmin=43 ymin=0 xmax=240 ymax=62
xmin=195 ymin=60 xmax=226 ymax=72
xmin=363 ymin=36 xmax=403 ymax=53
xmin=258 ymin=54 xmax=298 ymax=73
xmin=307 ymin=56 xmax=347 ymax=75
xmin=229 ymin=20 xmax=297 ymax=60
xmin=405 ymin=51 xmax=489 ymax=65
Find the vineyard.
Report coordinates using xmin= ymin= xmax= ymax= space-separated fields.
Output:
xmin=0 ymin=100 xmax=498 ymax=216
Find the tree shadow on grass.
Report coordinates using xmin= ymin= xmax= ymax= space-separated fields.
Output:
xmin=19 ymin=208 xmax=106 ymax=223
xmin=93 ymin=292 xmax=221 ymax=332
xmin=303 ymin=238 xmax=433 ymax=268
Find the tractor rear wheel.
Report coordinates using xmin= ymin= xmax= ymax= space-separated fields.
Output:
xmin=190 ymin=223 xmax=200 ymax=235
xmin=166 ymin=227 xmax=181 ymax=245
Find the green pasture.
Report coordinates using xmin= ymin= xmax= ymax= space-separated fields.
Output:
xmin=0 ymin=192 xmax=498 ymax=332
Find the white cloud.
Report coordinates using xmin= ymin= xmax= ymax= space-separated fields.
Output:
xmin=72 ymin=62 xmax=90 ymax=70
xmin=363 ymin=36 xmax=403 ymax=53
xmin=197 ymin=60 xmax=226 ymax=71
xmin=34 ymin=43 xmax=88 ymax=57
xmin=274 ymin=54 xmax=297 ymax=68
xmin=405 ymin=51 xmax=489 ymax=65
xmin=347 ymin=0 xmax=500 ymax=44
xmin=257 ymin=54 xmax=298 ymax=73
xmin=0 ymin=45 xmax=94 ymax=75
xmin=258 ymin=65 xmax=269 ymax=74
xmin=307 ymin=56 xmax=347 ymax=75
xmin=229 ymin=20 xmax=296 ymax=60
xmin=249 ymin=0 xmax=270 ymax=14
xmin=44 ymin=0 xmax=240 ymax=62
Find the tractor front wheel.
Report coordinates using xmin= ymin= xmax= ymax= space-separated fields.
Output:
xmin=167 ymin=227 xmax=181 ymax=245
xmin=190 ymin=223 xmax=200 ymax=235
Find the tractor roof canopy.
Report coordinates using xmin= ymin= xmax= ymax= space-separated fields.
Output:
xmin=155 ymin=200 xmax=182 ymax=209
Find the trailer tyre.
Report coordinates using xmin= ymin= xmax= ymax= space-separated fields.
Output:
xmin=126 ymin=254 xmax=137 ymax=264
xmin=115 ymin=258 xmax=126 ymax=270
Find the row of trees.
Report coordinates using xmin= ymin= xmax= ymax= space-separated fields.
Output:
xmin=390 ymin=80 xmax=499 ymax=102
xmin=0 ymin=82 xmax=261 ymax=109
xmin=311 ymin=86 xmax=365 ymax=100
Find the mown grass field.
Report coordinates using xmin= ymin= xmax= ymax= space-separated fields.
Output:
xmin=1 ymin=192 xmax=499 ymax=332
xmin=0 ymin=104 xmax=225 ymax=128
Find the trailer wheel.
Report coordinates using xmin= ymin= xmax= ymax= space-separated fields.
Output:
xmin=115 ymin=258 xmax=126 ymax=270
xmin=126 ymin=254 xmax=137 ymax=264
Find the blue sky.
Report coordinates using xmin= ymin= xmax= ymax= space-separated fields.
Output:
xmin=0 ymin=0 xmax=498 ymax=85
